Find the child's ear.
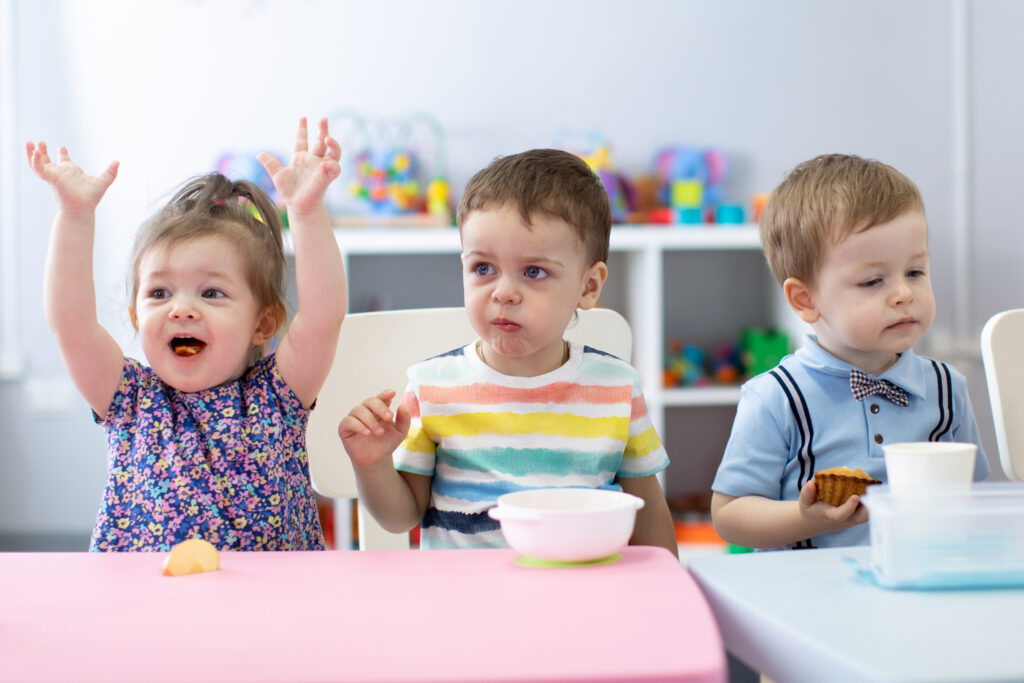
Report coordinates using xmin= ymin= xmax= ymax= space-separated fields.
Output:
xmin=577 ymin=261 xmax=608 ymax=310
xmin=783 ymin=277 xmax=820 ymax=323
xmin=252 ymin=304 xmax=286 ymax=345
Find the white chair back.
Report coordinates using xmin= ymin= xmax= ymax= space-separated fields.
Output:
xmin=306 ymin=306 xmax=633 ymax=549
xmin=980 ymin=308 xmax=1024 ymax=480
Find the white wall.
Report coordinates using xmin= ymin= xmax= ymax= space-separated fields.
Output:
xmin=2 ymin=0 xmax=1018 ymax=540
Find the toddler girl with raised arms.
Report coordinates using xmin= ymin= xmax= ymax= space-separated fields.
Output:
xmin=27 ymin=118 xmax=346 ymax=551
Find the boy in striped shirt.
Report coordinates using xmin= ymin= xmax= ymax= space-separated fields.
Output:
xmin=340 ymin=149 xmax=678 ymax=555
xmin=711 ymin=154 xmax=989 ymax=550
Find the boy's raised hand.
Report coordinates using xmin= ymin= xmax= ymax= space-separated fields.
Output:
xmin=258 ymin=117 xmax=341 ymax=216
xmin=26 ymin=142 xmax=119 ymax=214
xmin=339 ymin=389 xmax=412 ymax=470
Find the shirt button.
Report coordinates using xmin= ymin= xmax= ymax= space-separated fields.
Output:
xmin=874 ymin=434 xmax=884 ymax=444
xmin=870 ymin=404 xmax=880 ymax=414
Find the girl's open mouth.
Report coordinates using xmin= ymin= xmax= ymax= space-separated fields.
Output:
xmin=170 ymin=337 xmax=207 ymax=356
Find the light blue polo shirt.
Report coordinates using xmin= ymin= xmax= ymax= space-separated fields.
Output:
xmin=713 ymin=335 xmax=990 ymax=549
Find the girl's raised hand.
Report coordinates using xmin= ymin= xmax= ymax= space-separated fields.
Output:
xmin=258 ymin=117 xmax=341 ymax=216
xmin=26 ymin=142 xmax=119 ymax=215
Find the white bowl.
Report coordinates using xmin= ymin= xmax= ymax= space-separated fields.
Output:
xmin=487 ymin=488 xmax=644 ymax=562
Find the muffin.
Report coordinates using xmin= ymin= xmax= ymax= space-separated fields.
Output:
xmin=814 ymin=467 xmax=881 ymax=506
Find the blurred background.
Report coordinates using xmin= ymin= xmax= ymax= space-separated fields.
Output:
xmin=2 ymin=0 xmax=1022 ymax=548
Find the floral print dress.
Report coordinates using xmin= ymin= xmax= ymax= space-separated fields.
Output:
xmin=90 ymin=354 xmax=325 ymax=551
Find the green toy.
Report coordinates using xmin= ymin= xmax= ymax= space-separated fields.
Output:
xmin=740 ymin=327 xmax=790 ymax=379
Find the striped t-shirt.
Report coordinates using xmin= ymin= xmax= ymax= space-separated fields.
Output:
xmin=393 ymin=341 xmax=669 ymax=549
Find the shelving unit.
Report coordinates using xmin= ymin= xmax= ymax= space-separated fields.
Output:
xmin=293 ymin=223 xmax=789 ymax=500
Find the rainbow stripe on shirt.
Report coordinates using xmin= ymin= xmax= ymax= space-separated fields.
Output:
xmin=393 ymin=343 xmax=668 ymax=549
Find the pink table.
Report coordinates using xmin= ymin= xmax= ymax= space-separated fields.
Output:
xmin=1 ymin=546 xmax=724 ymax=683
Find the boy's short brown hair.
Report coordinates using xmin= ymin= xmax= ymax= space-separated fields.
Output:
xmin=760 ymin=154 xmax=924 ymax=286
xmin=456 ymin=149 xmax=612 ymax=265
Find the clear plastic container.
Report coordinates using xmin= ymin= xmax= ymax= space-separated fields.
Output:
xmin=861 ymin=483 xmax=1024 ymax=589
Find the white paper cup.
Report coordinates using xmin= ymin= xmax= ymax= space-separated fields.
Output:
xmin=882 ymin=441 xmax=977 ymax=495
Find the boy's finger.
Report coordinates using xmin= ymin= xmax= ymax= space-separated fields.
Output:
xmin=338 ymin=415 xmax=372 ymax=438
xmin=798 ymin=480 xmax=817 ymax=506
xmin=347 ymin=406 xmax=383 ymax=433
xmin=829 ymin=494 xmax=860 ymax=521
xmin=364 ymin=397 xmax=394 ymax=422
xmin=374 ymin=388 xmax=397 ymax=403
xmin=394 ymin=404 xmax=412 ymax=436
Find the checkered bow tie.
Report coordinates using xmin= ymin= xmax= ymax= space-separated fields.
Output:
xmin=850 ymin=369 xmax=909 ymax=407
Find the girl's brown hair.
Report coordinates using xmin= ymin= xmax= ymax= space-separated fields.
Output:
xmin=128 ymin=173 xmax=286 ymax=366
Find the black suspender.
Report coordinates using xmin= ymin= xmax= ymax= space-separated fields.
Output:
xmin=770 ymin=367 xmax=817 ymax=550
xmin=929 ymin=360 xmax=954 ymax=441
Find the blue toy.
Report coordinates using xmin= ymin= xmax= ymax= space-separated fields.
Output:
xmin=215 ymin=152 xmax=278 ymax=202
xmin=664 ymin=339 xmax=711 ymax=387
xmin=653 ymin=146 xmax=728 ymax=220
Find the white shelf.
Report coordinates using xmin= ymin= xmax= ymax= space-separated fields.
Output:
xmin=309 ymin=224 xmax=760 ymax=255
xmin=609 ymin=225 xmax=760 ymax=251
xmin=330 ymin=227 xmax=461 ymax=254
xmin=662 ymin=386 xmax=743 ymax=407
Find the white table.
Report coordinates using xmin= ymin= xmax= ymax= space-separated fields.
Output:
xmin=688 ymin=547 xmax=1024 ymax=683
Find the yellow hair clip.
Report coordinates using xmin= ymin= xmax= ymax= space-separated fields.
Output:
xmin=240 ymin=198 xmax=266 ymax=224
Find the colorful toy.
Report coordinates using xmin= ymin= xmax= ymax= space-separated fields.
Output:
xmin=715 ymin=204 xmax=745 ymax=225
xmin=664 ymin=339 xmax=710 ymax=387
xmin=215 ymin=152 xmax=278 ymax=202
xmin=326 ymin=110 xmax=450 ymax=220
xmin=426 ymin=178 xmax=450 ymax=218
xmin=554 ymin=129 xmax=636 ymax=223
xmin=652 ymin=146 xmax=728 ymax=223
xmin=740 ymin=327 xmax=790 ymax=379
xmin=665 ymin=338 xmax=746 ymax=387
xmin=350 ymin=147 xmax=421 ymax=212
xmin=710 ymin=342 xmax=743 ymax=384
xmin=751 ymin=193 xmax=770 ymax=223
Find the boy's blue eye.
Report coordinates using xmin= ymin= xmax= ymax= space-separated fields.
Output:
xmin=860 ymin=278 xmax=882 ymax=288
xmin=474 ymin=263 xmax=495 ymax=276
xmin=908 ymin=269 xmax=926 ymax=278
xmin=524 ymin=265 xmax=548 ymax=280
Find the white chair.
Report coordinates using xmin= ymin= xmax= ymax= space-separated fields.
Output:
xmin=980 ymin=308 xmax=1024 ymax=481
xmin=306 ymin=306 xmax=634 ymax=549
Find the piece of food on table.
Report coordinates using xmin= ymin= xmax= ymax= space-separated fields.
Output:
xmin=162 ymin=538 xmax=220 ymax=576
xmin=814 ymin=466 xmax=881 ymax=506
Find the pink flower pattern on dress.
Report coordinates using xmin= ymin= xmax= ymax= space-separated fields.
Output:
xmin=90 ymin=354 xmax=324 ymax=552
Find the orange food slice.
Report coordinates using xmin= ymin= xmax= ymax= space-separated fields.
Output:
xmin=162 ymin=538 xmax=220 ymax=576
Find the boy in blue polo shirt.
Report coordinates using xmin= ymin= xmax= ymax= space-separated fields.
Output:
xmin=711 ymin=154 xmax=989 ymax=550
